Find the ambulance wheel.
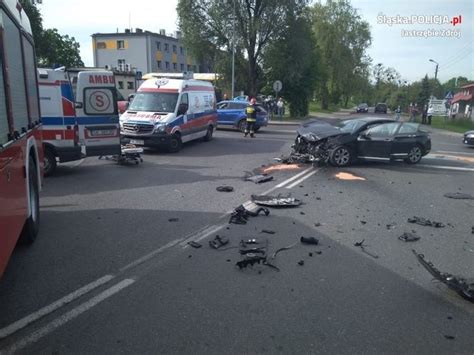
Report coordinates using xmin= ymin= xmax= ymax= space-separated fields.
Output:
xmin=203 ymin=125 xmax=214 ymax=142
xmin=19 ymin=158 xmax=40 ymax=244
xmin=44 ymin=147 xmax=57 ymax=176
xmin=168 ymin=134 xmax=182 ymax=153
xmin=238 ymin=120 xmax=246 ymax=133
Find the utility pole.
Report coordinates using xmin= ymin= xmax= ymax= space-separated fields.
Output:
xmin=429 ymin=58 xmax=439 ymax=81
xmin=231 ymin=0 xmax=236 ymax=99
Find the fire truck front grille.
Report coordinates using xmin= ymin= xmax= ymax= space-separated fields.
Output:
xmin=123 ymin=123 xmax=154 ymax=134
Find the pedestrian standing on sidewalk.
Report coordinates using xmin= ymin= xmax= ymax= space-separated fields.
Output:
xmin=422 ymin=104 xmax=427 ymax=124
xmin=395 ymin=106 xmax=401 ymax=121
xmin=277 ymin=97 xmax=284 ymax=119
xmin=427 ymin=104 xmax=433 ymax=125
xmin=244 ymin=97 xmax=258 ymax=138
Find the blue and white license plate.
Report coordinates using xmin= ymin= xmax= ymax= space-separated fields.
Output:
xmin=130 ymin=139 xmax=144 ymax=145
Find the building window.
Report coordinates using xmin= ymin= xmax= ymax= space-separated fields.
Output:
xmin=187 ymin=65 xmax=191 ymax=71
xmin=164 ymin=43 xmax=169 ymax=52
xmin=173 ymin=63 xmax=177 ymax=70
xmin=117 ymin=40 xmax=125 ymax=49
xmin=127 ymin=82 xmax=134 ymax=90
xmin=118 ymin=59 xmax=126 ymax=66
xmin=97 ymin=42 xmax=106 ymax=49
xmin=194 ymin=65 xmax=198 ymax=72
xmin=180 ymin=63 xmax=184 ymax=71
xmin=165 ymin=61 xmax=170 ymax=69
xmin=173 ymin=45 xmax=177 ymax=53
xmin=156 ymin=41 xmax=161 ymax=50
xmin=157 ymin=60 xmax=162 ymax=69
xmin=118 ymin=81 xmax=124 ymax=89
xmin=180 ymin=46 xmax=184 ymax=55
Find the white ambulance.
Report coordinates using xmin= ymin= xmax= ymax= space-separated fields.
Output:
xmin=120 ymin=72 xmax=217 ymax=152
xmin=38 ymin=68 xmax=121 ymax=175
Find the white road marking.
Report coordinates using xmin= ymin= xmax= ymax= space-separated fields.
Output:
xmin=0 ymin=275 xmax=114 ymax=340
xmin=275 ymin=167 xmax=314 ymax=188
xmin=3 ymin=279 xmax=135 ymax=354
xmin=418 ymin=164 xmax=474 ymax=172
xmin=286 ymin=169 xmax=319 ymax=189
xmin=181 ymin=224 xmax=225 ymax=248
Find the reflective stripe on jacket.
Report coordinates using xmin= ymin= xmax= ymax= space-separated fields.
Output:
xmin=246 ymin=105 xmax=257 ymax=122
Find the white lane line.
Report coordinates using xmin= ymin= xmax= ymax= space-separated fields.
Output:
xmin=275 ymin=167 xmax=314 ymax=188
xmin=4 ymin=279 xmax=135 ymax=354
xmin=119 ymin=239 xmax=183 ymax=272
xmin=435 ymin=150 xmax=474 ymax=156
xmin=0 ymin=274 xmax=114 ymax=340
xmin=418 ymin=165 xmax=474 ymax=172
xmin=181 ymin=224 xmax=225 ymax=248
xmin=286 ymin=169 xmax=319 ymax=189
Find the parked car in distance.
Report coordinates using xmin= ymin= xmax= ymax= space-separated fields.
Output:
xmin=217 ymin=100 xmax=268 ymax=132
xmin=374 ymin=103 xmax=388 ymax=114
xmin=356 ymin=103 xmax=369 ymax=113
xmin=463 ymin=130 xmax=474 ymax=146
xmin=295 ymin=118 xmax=430 ymax=166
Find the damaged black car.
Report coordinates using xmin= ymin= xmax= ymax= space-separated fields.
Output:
xmin=291 ymin=118 xmax=431 ymax=167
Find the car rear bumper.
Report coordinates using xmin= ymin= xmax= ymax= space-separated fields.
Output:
xmin=56 ymin=146 xmax=83 ymax=163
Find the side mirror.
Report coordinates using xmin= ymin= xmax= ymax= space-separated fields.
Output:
xmin=177 ymin=103 xmax=188 ymax=116
xmin=128 ymin=94 xmax=135 ymax=103
xmin=75 ymin=102 xmax=83 ymax=109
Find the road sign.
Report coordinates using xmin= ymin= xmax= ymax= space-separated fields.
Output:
xmin=273 ymin=80 xmax=282 ymax=92
xmin=136 ymin=71 xmax=142 ymax=80
xmin=445 ymin=91 xmax=454 ymax=100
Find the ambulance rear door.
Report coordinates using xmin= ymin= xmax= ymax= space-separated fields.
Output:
xmin=75 ymin=71 xmax=120 ymax=156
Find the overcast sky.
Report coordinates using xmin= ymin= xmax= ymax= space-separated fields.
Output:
xmin=39 ymin=0 xmax=473 ymax=83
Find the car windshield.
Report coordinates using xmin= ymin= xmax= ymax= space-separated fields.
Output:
xmin=337 ymin=120 xmax=365 ymax=133
xmin=358 ymin=103 xmax=367 ymax=107
xmin=128 ymin=92 xmax=179 ymax=113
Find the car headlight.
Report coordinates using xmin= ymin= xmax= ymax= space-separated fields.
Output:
xmin=467 ymin=133 xmax=474 ymax=138
xmin=154 ymin=124 xmax=166 ymax=133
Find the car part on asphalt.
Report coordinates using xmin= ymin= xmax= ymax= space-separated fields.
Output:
xmin=209 ymin=235 xmax=229 ymax=249
xmin=334 ymin=172 xmax=366 ymax=181
xmin=297 ymin=260 xmax=305 ymax=266
xmin=408 ymin=216 xmax=445 ymax=228
xmin=386 ymin=224 xmax=396 ymax=230
xmin=188 ymin=241 xmax=203 ymax=248
xmin=243 ymin=172 xmax=274 ymax=184
xmin=168 ymin=218 xmax=179 ymax=222
xmin=261 ymin=229 xmax=276 ymax=234
xmin=412 ymin=250 xmax=474 ymax=303
xmin=354 ymin=239 xmax=379 ymax=259
xmin=229 ymin=205 xmax=270 ymax=225
xmin=216 ymin=185 xmax=234 ymax=192
xmin=98 ymin=145 xmax=144 ymax=165
xmin=251 ymin=194 xmax=302 ymax=208
xmin=300 ymin=236 xmax=319 ymax=245
xmin=398 ymin=232 xmax=420 ymax=242
xmin=444 ymin=192 xmax=474 ymax=200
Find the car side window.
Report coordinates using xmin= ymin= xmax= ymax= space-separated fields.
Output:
xmin=180 ymin=93 xmax=188 ymax=106
xmin=367 ymin=123 xmax=399 ymax=137
xmin=397 ymin=123 xmax=418 ymax=134
xmin=217 ymin=102 xmax=228 ymax=109
xmin=228 ymin=102 xmax=243 ymax=109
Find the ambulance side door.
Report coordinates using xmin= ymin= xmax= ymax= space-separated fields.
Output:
xmin=75 ymin=71 xmax=120 ymax=157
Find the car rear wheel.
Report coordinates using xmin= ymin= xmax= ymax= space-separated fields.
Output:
xmin=405 ymin=145 xmax=423 ymax=164
xmin=238 ymin=120 xmax=246 ymax=133
xmin=168 ymin=134 xmax=183 ymax=153
xmin=203 ymin=125 xmax=213 ymax=142
xmin=329 ymin=146 xmax=352 ymax=167
xmin=19 ymin=158 xmax=40 ymax=244
xmin=43 ymin=147 xmax=57 ymax=176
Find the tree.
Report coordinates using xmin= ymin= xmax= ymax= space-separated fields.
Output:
xmin=311 ymin=0 xmax=371 ymax=109
xmin=177 ymin=0 xmax=308 ymax=96
xmin=19 ymin=0 xmax=84 ymax=67
xmin=264 ymin=8 xmax=316 ymax=117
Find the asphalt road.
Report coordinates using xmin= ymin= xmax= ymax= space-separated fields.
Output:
xmin=0 ymin=117 xmax=473 ymax=354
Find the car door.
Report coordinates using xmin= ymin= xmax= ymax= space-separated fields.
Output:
xmin=228 ymin=102 xmax=246 ymax=124
xmin=217 ymin=102 xmax=233 ymax=125
xmin=391 ymin=123 xmax=420 ymax=159
xmin=75 ymin=71 xmax=121 ymax=157
xmin=357 ymin=122 xmax=400 ymax=160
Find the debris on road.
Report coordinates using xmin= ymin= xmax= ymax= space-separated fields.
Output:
xmin=168 ymin=218 xmax=179 ymax=222
xmin=300 ymin=236 xmax=319 ymax=245
xmin=209 ymin=235 xmax=229 ymax=249
xmin=354 ymin=239 xmax=379 ymax=259
xmin=335 ymin=172 xmax=366 ymax=181
xmin=398 ymin=232 xmax=420 ymax=242
xmin=297 ymin=260 xmax=305 ymax=266
xmin=98 ymin=144 xmax=144 ymax=165
xmin=251 ymin=194 xmax=302 ymax=208
xmin=444 ymin=192 xmax=474 ymax=200
xmin=243 ymin=171 xmax=274 ymax=184
xmin=259 ymin=163 xmax=302 ymax=174
xmin=229 ymin=205 xmax=270 ymax=225
xmin=187 ymin=241 xmax=202 ymax=248
xmin=412 ymin=250 xmax=474 ymax=303
xmin=386 ymin=224 xmax=396 ymax=230
xmin=216 ymin=185 xmax=234 ymax=192
xmin=261 ymin=229 xmax=276 ymax=234
xmin=408 ymin=216 xmax=445 ymax=228
xmin=444 ymin=335 xmax=456 ymax=340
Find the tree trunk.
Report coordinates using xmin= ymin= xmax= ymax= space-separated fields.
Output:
xmin=248 ymin=55 xmax=258 ymax=97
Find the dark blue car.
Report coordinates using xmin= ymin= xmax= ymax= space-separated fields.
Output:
xmin=217 ymin=101 xmax=269 ymax=132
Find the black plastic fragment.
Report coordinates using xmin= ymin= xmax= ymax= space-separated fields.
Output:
xmin=168 ymin=218 xmax=179 ymax=222
xmin=261 ymin=229 xmax=276 ymax=234
xmin=398 ymin=232 xmax=420 ymax=242
xmin=216 ymin=185 xmax=234 ymax=192
xmin=187 ymin=241 xmax=202 ymax=248
xmin=297 ymin=260 xmax=305 ymax=266
xmin=251 ymin=194 xmax=302 ymax=208
xmin=408 ymin=216 xmax=445 ymax=228
xmin=243 ymin=172 xmax=274 ymax=184
xmin=444 ymin=192 xmax=474 ymax=200
xmin=209 ymin=235 xmax=229 ymax=249
xmin=300 ymin=236 xmax=319 ymax=245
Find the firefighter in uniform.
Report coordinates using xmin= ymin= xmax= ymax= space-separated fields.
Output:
xmin=244 ymin=98 xmax=257 ymax=137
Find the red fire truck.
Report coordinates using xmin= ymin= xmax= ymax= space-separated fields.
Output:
xmin=0 ymin=0 xmax=44 ymax=278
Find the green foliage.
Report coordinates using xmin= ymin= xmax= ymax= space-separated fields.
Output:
xmin=430 ymin=116 xmax=474 ymax=134
xmin=19 ymin=0 xmax=83 ymax=67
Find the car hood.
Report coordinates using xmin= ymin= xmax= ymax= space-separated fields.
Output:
xmin=464 ymin=130 xmax=474 ymax=135
xmin=297 ymin=120 xmax=345 ymax=140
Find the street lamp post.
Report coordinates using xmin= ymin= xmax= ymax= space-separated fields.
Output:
xmin=231 ymin=0 xmax=236 ymax=99
xmin=429 ymin=59 xmax=439 ymax=81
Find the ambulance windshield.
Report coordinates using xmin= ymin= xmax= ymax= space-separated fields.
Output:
xmin=128 ymin=92 xmax=179 ymax=113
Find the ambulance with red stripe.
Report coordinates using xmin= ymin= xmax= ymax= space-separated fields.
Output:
xmin=39 ymin=68 xmax=121 ymax=175
xmin=1 ymin=0 xmax=43 ymax=278
xmin=120 ymin=73 xmax=217 ymax=152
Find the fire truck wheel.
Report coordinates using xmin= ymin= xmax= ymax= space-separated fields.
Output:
xmin=44 ymin=147 xmax=57 ymax=176
xmin=19 ymin=158 xmax=40 ymax=244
